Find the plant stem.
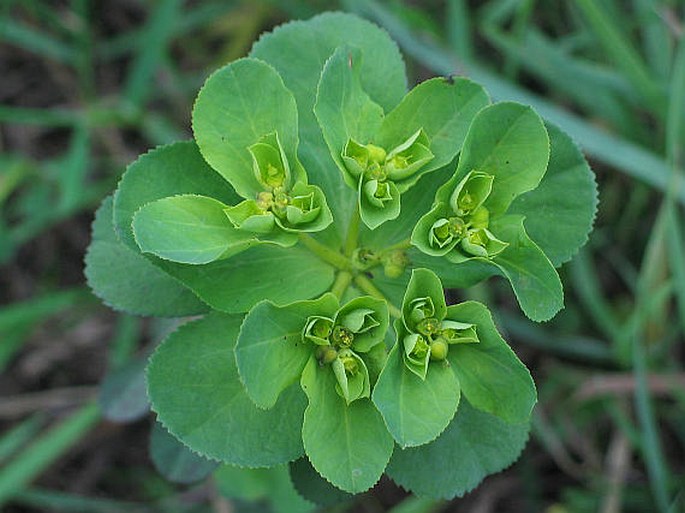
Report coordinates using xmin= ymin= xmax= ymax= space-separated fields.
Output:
xmin=344 ymin=205 xmax=361 ymax=257
xmin=380 ymin=238 xmax=412 ymax=255
xmin=354 ymin=274 xmax=402 ymax=318
xmin=330 ymin=271 xmax=352 ymax=300
xmin=298 ymin=234 xmax=350 ymax=270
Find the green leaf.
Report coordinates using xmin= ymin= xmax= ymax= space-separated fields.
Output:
xmin=508 ymin=123 xmax=598 ymax=266
xmin=215 ymin=464 xmax=314 ymax=513
xmin=157 ymin=244 xmax=335 ymax=313
xmin=113 ymin=141 xmax=239 ymax=250
xmin=132 ymin=195 xmax=255 ymax=264
xmin=251 ymin=12 xmax=406 ymax=122
xmin=300 ymin=356 xmax=393 ymax=493
xmin=250 ymin=12 xmax=407 ymax=242
xmin=445 ymin=102 xmax=550 ymax=216
xmin=214 ymin=465 xmax=273 ymax=501
xmin=386 ymin=400 xmax=530 ymax=499
xmin=236 ymin=294 xmax=339 ymax=409
xmin=98 ymin=355 xmax=149 ymax=422
xmin=372 ymin=343 xmax=460 ymax=448
xmin=409 ymin=249 xmax=495 ymax=289
xmin=490 ymin=215 xmax=564 ymax=321
xmin=314 ymin=45 xmax=385 ymax=187
xmin=85 ymin=196 xmax=208 ymax=317
xmin=377 ymin=77 xmax=490 ymax=192
xmin=150 ymin=422 xmax=218 ymax=484
xmin=192 ymin=58 xmax=303 ymax=199
xmin=445 ymin=302 xmax=536 ymax=423
xmin=147 ymin=313 xmax=306 ymax=467
xmin=289 ymin=458 xmax=353 ymax=506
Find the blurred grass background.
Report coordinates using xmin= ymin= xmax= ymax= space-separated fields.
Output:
xmin=0 ymin=0 xmax=684 ymax=512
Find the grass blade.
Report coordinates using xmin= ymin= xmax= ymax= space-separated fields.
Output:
xmin=0 ymin=403 xmax=100 ymax=506
xmin=123 ymin=0 xmax=182 ymax=110
xmin=445 ymin=0 xmax=473 ymax=60
xmin=0 ymin=19 xmax=74 ymax=63
xmin=0 ymin=106 xmax=80 ymax=127
xmin=575 ymin=0 xmax=665 ymax=113
xmin=58 ymin=122 xmax=90 ymax=213
xmin=0 ymin=414 xmax=47 ymax=465
xmin=14 ymin=487 xmax=153 ymax=513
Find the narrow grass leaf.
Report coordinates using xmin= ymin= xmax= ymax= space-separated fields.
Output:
xmin=0 ymin=403 xmax=100 ymax=506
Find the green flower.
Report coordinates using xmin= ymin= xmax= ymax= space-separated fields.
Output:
xmin=398 ymin=269 xmax=480 ymax=380
xmin=301 ymin=296 xmax=389 ymax=404
xmin=224 ymin=131 xmax=333 ymax=246
xmin=343 ymin=130 xmax=434 ymax=229
xmin=413 ymin=170 xmax=509 ymax=262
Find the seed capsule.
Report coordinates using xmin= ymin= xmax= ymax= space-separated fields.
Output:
xmin=430 ymin=338 xmax=449 ymax=361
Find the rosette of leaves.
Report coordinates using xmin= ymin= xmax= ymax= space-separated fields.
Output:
xmin=124 ymin=58 xmax=332 ymax=266
xmin=233 ymin=293 xmax=393 ymax=493
xmin=314 ymin=45 xmax=489 ymax=229
xmin=82 ymin=9 xmax=598 ymax=506
xmin=412 ymin=102 xmax=566 ymax=321
xmin=373 ymin=269 xmax=536 ymax=448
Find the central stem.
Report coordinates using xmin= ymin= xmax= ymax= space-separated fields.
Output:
xmin=298 ymin=233 xmax=350 ymax=270
xmin=330 ymin=271 xmax=352 ymax=299
xmin=344 ymin=205 xmax=361 ymax=257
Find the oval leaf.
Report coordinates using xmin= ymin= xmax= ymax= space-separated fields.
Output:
xmin=372 ymin=343 xmax=460 ymax=447
xmin=377 ymin=77 xmax=490 ymax=192
xmin=387 ymin=400 xmax=530 ymax=499
xmin=133 ymin=195 xmax=255 ymax=264
xmin=300 ymin=356 xmax=393 ymax=493
xmin=85 ymin=196 xmax=208 ymax=317
xmin=147 ymin=313 xmax=306 ymax=467
xmin=490 ymin=215 xmax=564 ymax=321
xmin=508 ymin=122 xmax=598 ymax=266
xmin=156 ymin=244 xmax=335 ymax=314
xmin=314 ymin=45 xmax=385 ymax=186
xmin=113 ymin=141 xmax=239 ymax=250
xmin=150 ymin=421 xmax=218 ymax=484
xmin=446 ymin=301 xmax=537 ymax=423
xmin=449 ymin=102 xmax=550 ymax=216
xmin=193 ymin=58 xmax=302 ymax=198
xmin=236 ymin=294 xmax=339 ymax=409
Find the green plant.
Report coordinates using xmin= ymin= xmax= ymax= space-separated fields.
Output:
xmin=85 ymin=11 xmax=596 ymax=502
